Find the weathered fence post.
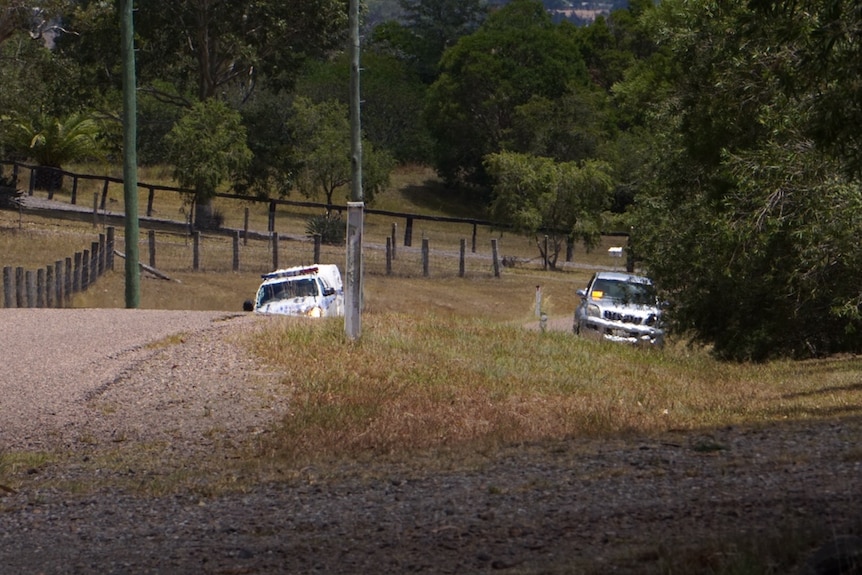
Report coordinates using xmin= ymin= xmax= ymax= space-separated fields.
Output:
xmin=268 ymin=201 xmax=276 ymax=232
xmin=91 ymin=242 xmax=99 ymax=282
xmin=543 ymin=235 xmax=549 ymax=271
xmin=472 ymin=224 xmax=478 ymax=253
xmin=92 ymin=192 xmax=99 ymax=227
xmin=386 ymin=237 xmax=392 ymax=275
xmin=459 ymin=238 xmax=466 ymax=278
xmin=71 ymin=175 xmax=78 ymax=205
xmin=313 ymin=234 xmax=321 ymax=264
xmin=491 ymin=239 xmax=501 ymax=278
xmin=566 ymin=235 xmax=574 ymax=263
xmin=390 ymin=223 xmax=397 ymax=260
xmin=81 ymin=248 xmax=90 ymax=290
xmin=271 ymin=231 xmax=279 ymax=270
xmin=535 ymin=285 xmax=542 ymax=317
xmin=243 ymin=207 xmax=249 ymax=246
xmin=15 ymin=266 xmax=24 ymax=307
xmin=422 ymin=237 xmax=430 ymax=277
xmin=148 ymin=230 xmax=156 ymax=268
xmin=106 ymin=227 xmax=115 ymax=270
xmin=54 ymin=259 xmax=64 ymax=307
xmin=26 ymin=270 xmax=36 ymax=307
xmin=38 ymin=267 xmax=46 ymax=308
xmin=146 ymin=186 xmax=155 ymax=217
xmin=3 ymin=267 xmax=14 ymax=308
xmin=404 ymin=217 xmax=413 ymax=247
xmin=73 ymin=252 xmax=82 ymax=293
xmin=99 ymin=179 xmax=110 ymax=210
xmin=193 ymin=231 xmax=201 ymax=271
xmin=64 ymin=256 xmax=72 ymax=303
xmin=232 ymin=231 xmax=240 ymax=272
xmin=98 ymin=234 xmax=106 ymax=276
xmin=28 ymin=167 xmax=35 ymax=196
xmin=46 ymin=265 xmax=54 ymax=308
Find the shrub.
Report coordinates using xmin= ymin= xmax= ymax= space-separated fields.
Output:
xmin=306 ymin=212 xmax=345 ymax=245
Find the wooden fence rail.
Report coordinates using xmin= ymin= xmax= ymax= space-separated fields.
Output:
xmin=141 ymin=226 xmax=502 ymax=279
xmin=0 ymin=160 xmax=505 ymax=250
xmin=2 ymin=227 xmax=115 ymax=309
xmin=1 ymin=159 xmax=635 ymax=277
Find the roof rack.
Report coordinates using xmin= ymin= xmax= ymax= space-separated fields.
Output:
xmin=261 ymin=266 xmax=319 ymax=280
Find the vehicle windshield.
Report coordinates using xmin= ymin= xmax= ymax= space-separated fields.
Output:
xmin=257 ymin=278 xmax=318 ymax=306
xmin=590 ymin=278 xmax=656 ymax=306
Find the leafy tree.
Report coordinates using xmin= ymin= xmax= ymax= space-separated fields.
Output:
xmin=53 ymin=0 xmax=349 ymax=178
xmin=424 ymin=0 xmax=590 ymax=188
xmin=0 ymin=0 xmax=63 ymax=47
xmin=164 ymin=99 xmax=251 ymax=229
xmin=627 ymin=0 xmax=862 ymax=360
xmin=794 ymin=0 xmax=862 ymax=177
xmin=296 ymin=50 xmax=433 ymax=164
xmin=507 ymin=88 xmax=612 ymax=164
xmin=4 ymin=111 xmax=104 ymax=190
xmin=57 ymin=0 xmax=349 ymax=105
xmin=371 ymin=0 xmax=488 ymax=83
xmin=485 ymin=151 xmax=612 ymax=268
xmin=288 ymin=97 xmax=395 ymax=207
xmin=233 ymin=88 xmax=299 ymax=200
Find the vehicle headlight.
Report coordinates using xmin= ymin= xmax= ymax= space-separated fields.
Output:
xmin=306 ymin=307 xmax=322 ymax=318
xmin=587 ymin=304 xmax=601 ymax=318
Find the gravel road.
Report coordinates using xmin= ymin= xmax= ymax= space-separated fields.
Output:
xmin=1 ymin=309 xmax=861 ymax=574
xmin=0 ymin=309 xmax=253 ymax=451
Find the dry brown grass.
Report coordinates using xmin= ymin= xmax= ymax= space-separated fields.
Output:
xmin=246 ymin=310 xmax=862 ymax=469
xmin=4 ymin=163 xmax=861 ymax=472
xmin=4 ymin=165 xmax=862 ymax=574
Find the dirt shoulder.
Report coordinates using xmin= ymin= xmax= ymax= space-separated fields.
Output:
xmin=0 ymin=310 xmax=860 ymax=574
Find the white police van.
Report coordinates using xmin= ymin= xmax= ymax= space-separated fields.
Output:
xmin=244 ymin=264 xmax=344 ymax=317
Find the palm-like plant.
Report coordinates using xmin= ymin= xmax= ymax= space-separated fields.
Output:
xmin=6 ymin=112 xmax=103 ymax=190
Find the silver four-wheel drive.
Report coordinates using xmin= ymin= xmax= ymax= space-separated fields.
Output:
xmin=574 ymin=271 xmax=664 ymax=346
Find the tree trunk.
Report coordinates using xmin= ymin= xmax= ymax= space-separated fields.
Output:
xmin=34 ymin=166 xmax=64 ymax=191
xmin=193 ymin=194 xmax=220 ymax=230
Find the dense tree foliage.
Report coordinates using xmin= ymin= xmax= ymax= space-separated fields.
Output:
xmin=370 ymin=0 xmax=487 ymax=84
xmin=296 ymin=51 xmax=433 ymax=164
xmin=57 ymin=0 xmax=349 ymax=104
xmin=486 ymin=151 xmax=612 ymax=267
xmin=424 ymin=0 xmax=589 ymax=188
xmin=627 ymin=0 xmax=862 ymax=360
xmin=5 ymin=0 xmax=862 ymax=360
xmin=164 ymin=99 xmax=251 ymax=228
xmin=288 ymin=97 xmax=395 ymax=206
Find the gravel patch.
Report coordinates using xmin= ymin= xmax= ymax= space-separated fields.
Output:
xmin=1 ymin=309 xmax=861 ymax=574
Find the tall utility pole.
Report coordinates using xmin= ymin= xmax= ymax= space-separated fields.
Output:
xmin=120 ymin=0 xmax=140 ymax=308
xmin=345 ymin=0 xmax=364 ymax=339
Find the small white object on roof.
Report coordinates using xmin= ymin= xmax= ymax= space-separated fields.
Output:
xmin=608 ymin=246 xmax=623 ymax=257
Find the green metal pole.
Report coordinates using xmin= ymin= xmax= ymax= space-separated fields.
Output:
xmin=121 ymin=0 xmax=140 ymax=308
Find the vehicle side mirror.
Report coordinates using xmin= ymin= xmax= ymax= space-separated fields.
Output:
xmin=576 ymin=288 xmax=587 ymax=298
xmin=242 ymin=300 xmax=254 ymax=312
xmin=323 ymin=287 xmax=335 ymax=296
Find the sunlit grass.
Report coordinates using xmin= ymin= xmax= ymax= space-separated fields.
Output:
xmin=3 ymin=162 xmax=861 ymax=573
xmin=246 ymin=312 xmax=862 ymax=469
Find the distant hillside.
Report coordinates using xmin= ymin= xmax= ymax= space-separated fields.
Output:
xmin=364 ymin=0 xmax=629 ymax=28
